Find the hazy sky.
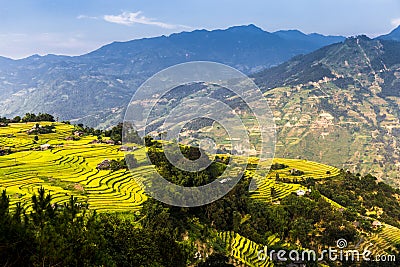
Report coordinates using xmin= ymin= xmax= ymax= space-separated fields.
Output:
xmin=0 ymin=0 xmax=399 ymax=59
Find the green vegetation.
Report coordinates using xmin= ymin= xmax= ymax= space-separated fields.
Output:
xmin=317 ymin=172 xmax=400 ymax=228
xmin=0 ymin=188 xmax=186 ymax=267
xmin=1 ymin=120 xmax=400 ymax=266
xmin=21 ymin=113 xmax=55 ymax=123
xmin=27 ymin=123 xmax=55 ymax=135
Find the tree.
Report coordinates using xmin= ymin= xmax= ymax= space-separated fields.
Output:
xmin=31 ymin=187 xmax=55 ymax=227
xmin=11 ymin=116 xmax=21 ymax=123
xmin=271 ymin=187 xmax=277 ymax=199
xmin=22 ymin=113 xmax=37 ymax=123
xmin=21 ymin=113 xmax=55 ymax=123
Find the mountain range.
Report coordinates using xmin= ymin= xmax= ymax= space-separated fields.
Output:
xmin=0 ymin=24 xmax=345 ymax=127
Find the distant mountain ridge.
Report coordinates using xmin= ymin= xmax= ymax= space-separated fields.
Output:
xmin=377 ymin=25 xmax=400 ymax=41
xmin=0 ymin=24 xmax=345 ymax=127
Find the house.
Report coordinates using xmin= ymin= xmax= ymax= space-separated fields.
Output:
xmin=104 ymin=140 xmax=115 ymax=145
xmin=40 ymin=144 xmax=51 ymax=150
xmin=296 ymin=189 xmax=306 ymax=196
xmin=119 ymin=145 xmax=136 ymax=152
xmin=219 ymin=178 xmax=231 ymax=184
xmin=372 ymin=221 xmax=382 ymax=228
xmin=97 ymin=159 xmax=111 ymax=170
xmin=74 ymin=131 xmax=84 ymax=137
xmin=290 ymin=168 xmax=304 ymax=176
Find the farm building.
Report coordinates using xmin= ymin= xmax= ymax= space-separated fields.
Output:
xmin=372 ymin=221 xmax=382 ymax=228
xmin=120 ymin=145 xmax=137 ymax=152
xmin=97 ymin=159 xmax=111 ymax=170
xmin=40 ymin=144 xmax=51 ymax=150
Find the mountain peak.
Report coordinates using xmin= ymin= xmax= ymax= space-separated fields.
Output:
xmin=389 ymin=25 xmax=400 ymax=34
xmin=345 ymin=35 xmax=371 ymax=42
xmin=377 ymin=25 xmax=400 ymax=41
xmin=274 ymin=29 xmax=305 ymax=35
xmin=225 ymin=24 xmax=266 ymax=33
xmin=274 ymin=29 xmax=345 ymax=45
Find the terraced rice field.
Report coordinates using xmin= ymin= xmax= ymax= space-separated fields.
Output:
xmin=361 ymin=223 xmax=400 ymax=256
xmin=0 ymin=122 xmax=148 ymax=212
xmin=352 ymin=223 xmax=400 ymax=258
xmin=0 ymin=122 xmax=340 ymax=213
xmin=249 ymin=172 xmax=304 ymax=202
xmin=379 ymin=224 xmax=400 ymax=246
xmin=218 ymin=231 xmax=279 ymax=267
xmin=265 ymin=158 xmax=340 ymax=180
xmin=249 ymin=158 xmax=339 ymax=203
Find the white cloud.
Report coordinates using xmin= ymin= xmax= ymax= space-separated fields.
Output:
xmin=77 ymin=15 xmax=98 ymax=20
xmin=391 ymin=18 xmax=400 ymax=27
xmin=103 ymin=11 xmax=190 ymax=29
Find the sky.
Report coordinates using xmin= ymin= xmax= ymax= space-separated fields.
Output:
xmin=0 ymin=0 xmax=399 ymax=59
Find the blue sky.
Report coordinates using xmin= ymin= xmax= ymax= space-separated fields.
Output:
xmin=0 ymin=0 xmax=399 ymax=59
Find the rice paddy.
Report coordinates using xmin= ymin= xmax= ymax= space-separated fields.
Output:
xmin=218 ymin=231 xmax=279 ymax=266
xmin=0 ymin=122 xmax=148 ymax=212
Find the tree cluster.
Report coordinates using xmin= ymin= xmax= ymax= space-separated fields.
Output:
xmin=0 ymin=188 xmax=188 ymax=267
xmin=318 ymin=172 xmax=400 ymax=228
xmin=21 ymin=113 xmax=55 ymax=123
xmin=27 ymin=123 xmax=55 ymax=135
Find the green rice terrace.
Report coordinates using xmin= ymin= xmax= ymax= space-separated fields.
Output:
xmin=0 ymin=122 xmax=150 ymax=213
xmin=0 ymin=122 xmax=340 ymax=213
xmin=1 ymin=121 xmax=400 ymax=266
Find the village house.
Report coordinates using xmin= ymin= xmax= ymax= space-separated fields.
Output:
xmin=40 ymin=144 xmax=52 ymax=151
xmin=97 ymin=159 xmax=111 ymax=170
xmin=119 ymin=145 xmax=137 ymax=152
xmin=372 ymin=220 xmax=382 ymax=229
xmin=73 ymin=131 xmax=84 ymax=137
xmin=104 ymin=140 xmax=115 ymax=145
xmin=296 ymin=189 xmax=306 ymax=196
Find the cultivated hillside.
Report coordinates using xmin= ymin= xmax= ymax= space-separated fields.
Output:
xmin=253 ymin=35 xmax=400 ymax=186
